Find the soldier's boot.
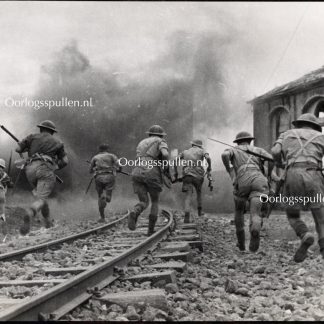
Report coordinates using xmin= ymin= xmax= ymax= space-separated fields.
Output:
xmin=98 ymin=207 xmax=106 ymax=223
xmin=198 ymin=207 xmax=204 ymax=217
xmin=147 ymin=214 xmax=157 ymax=236
xmin=128 ymin=210 xmax=139 ymax=231
xmin=294 ymin=232 xmax=315 ymax=263
xmin=20 ymin=207 xmax=35 ymax=235
xmin=184 ymin=212 xmax=190 ymax=224
xmin=236 ymin=230 xmax=245 ymax=251
xmin=318 ymin=238 xmax=324 ymax=259
xmin=249 ymin=222 xmax=261 ymax=253
xmin=41 ymin=202 xmax=53 ymax=229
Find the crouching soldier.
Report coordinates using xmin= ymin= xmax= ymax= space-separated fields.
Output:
xmin=0 ymin=159 xmax=12 ymax=222
xmin=89 ymin=143 xmax=120 ymax=223
xmin=221 ymin=132 xmax=273 ymax=252
xmin=15 ymin=120 xmax=68 ymax=235
xmin=272 ymin=113 xmax=324 ymax=263
xmin=128 ymin=125 xmax=170 ymax=236
xmin=174 ymin=139 xmax=211 ymax=223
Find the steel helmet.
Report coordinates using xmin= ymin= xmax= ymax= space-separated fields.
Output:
xmin=37 ymin=120 xmax=57 ymax=132
xmin=99 ymin=143 xmax=110 ymax=152
xmin=191 ymin=139 xmax=203 ymax=148
xmin=0 ymin=159 xmax=5 ymax=169
xmin=233 ymin=131 xmax=255 ymax=143
xmin=146 ymin=125 xmax=167 ymax=136
xmin=292 ymin=113 xmax=322 ymax=132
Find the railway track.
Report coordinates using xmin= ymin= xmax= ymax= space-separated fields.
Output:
xmin=0 ymin=209 xmax=183 ymax=321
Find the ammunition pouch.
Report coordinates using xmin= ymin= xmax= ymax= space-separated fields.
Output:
xmin=27 ymin=153 xmax=55 ymax=166
xmin=95 ymin=169 xmax=116 ymax=177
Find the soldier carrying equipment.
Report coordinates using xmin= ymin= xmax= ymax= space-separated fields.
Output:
xmin=15 ymin=120 xmax=68 ymax=235
xmin=272 ymin=113 xmax=324 ymax=263
xmin=0 ymin=159 xmax=13 ymax=223
xmin=128 ymin=125 xmax=171 ymax=236
xmin=174 ymin=139 xmax=212 ymax=223
xmin=221 ymin=131 xmax=274 ymax=252
xmin=89 ymin=143 xmax=121 ymax=223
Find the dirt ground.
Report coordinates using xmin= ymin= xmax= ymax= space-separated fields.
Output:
xmin=175 ymin=212 xmax=324 ymax=321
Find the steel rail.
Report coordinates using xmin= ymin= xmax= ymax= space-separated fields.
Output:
xmin=0 ymin=209 xmax=173 ymax=321
xmin=0 ymin=211 xmax=130 ymax=262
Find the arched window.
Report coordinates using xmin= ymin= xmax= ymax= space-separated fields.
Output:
xmin=270 ymin=106 xmax=290 ymax=142
xmin=303 ymin=96 xmax=324 ymax=128
xmin=314 ymin=101 xmax=324 ymax=126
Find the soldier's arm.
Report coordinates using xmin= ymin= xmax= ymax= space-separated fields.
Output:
xmin=204 ymin=153 xmax=212 ymax=172
xmin=89 ymin=157 xmax=96 ymax=174
xmin=114 ymin=155 xmax=122 ymax=172
xmin=56 ymin=145 xmax=68 ymax=170
xmin=174 ymin=152 xmax=183 ymax=178
xmin=271 ymin=133 xmax=284 ymax=164
xmin=15 ymin=135 xmax=32 ymax=154
xmin=259 ymin=148 xmax=274 ymax=176
xmin=221 ymin=149 xmax=232 ymax=173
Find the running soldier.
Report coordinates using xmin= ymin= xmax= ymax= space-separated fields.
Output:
xmin=221 ymin=131 xmax=273 ymax=252
xmin=174 ymin=139 xmax=211 ymax=223
xmin=128 ymin=125 xmax=170 ymax=236
xmin=0 ymin=159 xmax=12 ymax=222
xmin=272 ymin=113 xmax=324 ymax=262
xmin=89 ymin=143 xmax=121 ymax=223
xmin=15 ymin=120 xmax=68 ymax=235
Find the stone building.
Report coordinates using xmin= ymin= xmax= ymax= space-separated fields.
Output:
xmin=249 ymin=66 xmax=324 ymax=151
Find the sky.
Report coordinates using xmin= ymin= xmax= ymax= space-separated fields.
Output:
xmin=0 ymin=1 xmax=323 ymax=169
xmin=0 ymin=2 xmax=321 ymax=98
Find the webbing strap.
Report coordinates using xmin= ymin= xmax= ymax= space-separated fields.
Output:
xmin=138 ymin=139 xmax=161 ymax=159
xmin=288 ymin=130 xmax=323 ymax=166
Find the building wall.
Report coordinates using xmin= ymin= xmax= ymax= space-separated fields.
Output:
xmin=252 ymin=85 xmax=324 ymax=151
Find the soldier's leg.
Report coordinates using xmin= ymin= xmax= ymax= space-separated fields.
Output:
xmin=184 ymin=188 xmax=193 ymax=223
xmin=96 ymin=183 xmax=106 ymax=222
xmin=147 ymin=190 xmax=160 ymax=236
xmin=0 ymin=189 xmax=7 ymax=236
xmin=287 ymin=209 xmax=314 ymax=262
xmin=234 ymin=198 xmax=246 ymax=251
xmin=182 ymin=176 xmax=193 ymax=223
xmin=128 ymin=183 xmax=149 ymax=231
xmin=196 ymin=181 xmax=203 ymax=217
xmin=249 ymin=197 xmax=263 ymax=252
xmin=311 ymin=207 xmax=324 ymax=259
xmin=0 ymin=189 xmax=5 ymax=221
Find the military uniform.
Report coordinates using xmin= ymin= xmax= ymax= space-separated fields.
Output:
xmin=225 ymin=145 xmax=270 ymax=203
xmin=275 ymin=128 xmax=324 ymax=209
xmin=272 ymin=113 xmax=324 ymax=262
xmin=222 ymin=131 xmax=272 ymax=252
xmin=178 ymin=139 xmax=211 ymax=223
xmin=128 ymin=125 xmax=169 ymax=236
xmin=90 ymin=148 xmax=120 ymax=222
xmin=0 ymin=160 xmax=11 ymax=222
xmin=16 ymin=121 xmax=68 ymax=234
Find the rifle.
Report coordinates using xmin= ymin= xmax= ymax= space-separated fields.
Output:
xmin=206 ymin=172 xmax=214 ymax=191
xmin=85 ymin=176 xmax=94 ymax=195
xmin=1 ymin=125 xmax=63 ymax=184
xmin=7 ymin=151 xmax=12 ymax=177
xmin=208 ymin=137 xmax=274 ymax=162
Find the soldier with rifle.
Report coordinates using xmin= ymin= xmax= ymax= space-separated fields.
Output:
xmin=272 ymin=113 xmax=324 ymax=263
xmin=174 ymin=139 xmax=212 ymax=223
xmin=220 ymin=131 xmax=274 ymax=252
xmin=128 ymin=125 xmax=170 ymax=236
xmin=89 ymin=143 xmax=121 ymax=223
xmin=0 ymin=159 xmax=13 ymax=223
xmin=14 ymin=120 xmax=68 ymax=235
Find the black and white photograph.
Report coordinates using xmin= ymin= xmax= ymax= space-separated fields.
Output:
xmin=0 ymin=1 xmax=324 ymax=321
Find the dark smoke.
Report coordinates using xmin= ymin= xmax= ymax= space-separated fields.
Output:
xmin=3 ymin=28 xmax=248 ymax=212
